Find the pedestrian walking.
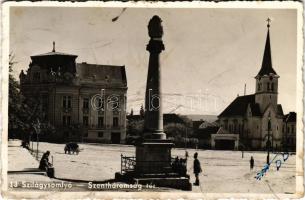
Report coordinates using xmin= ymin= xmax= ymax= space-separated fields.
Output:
xmin=193 ymin=152 xmax=202 ymax=186
xmin=250 ymin=156 xmax=254 ymax=170
xmin=185 ymin=150 xmax=189 ymax=160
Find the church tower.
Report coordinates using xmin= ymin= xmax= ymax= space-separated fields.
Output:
xmin=255 ymin=19 xmax=280 ymax=112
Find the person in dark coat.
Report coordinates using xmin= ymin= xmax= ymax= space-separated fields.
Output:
xmin=179 ymin=158 xmax=187 ymax=176
xmin=39 ymin=151 xmax=52 ymax=171
xmin=250 ymin=156 xmax=254 ymax=170
xmin=193 ymin=152 xmax=202 ymax=186
xmin=172 ymin=156 xmax=179 ymax=173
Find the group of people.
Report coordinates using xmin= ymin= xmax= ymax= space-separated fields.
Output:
xmin=172 ymin=156 xmax=187 ymax=176
xmin=171 ymin=152 xmax=203 ymax=186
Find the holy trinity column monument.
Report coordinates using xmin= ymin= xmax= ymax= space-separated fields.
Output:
xmin=135 ymin=15 xmax=174 ymax=174
xmin=116 ymin=16 xmax=191 ymax=190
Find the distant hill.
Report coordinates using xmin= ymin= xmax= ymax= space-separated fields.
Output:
xmin=183 ymin=115 xmax=218 ymax=122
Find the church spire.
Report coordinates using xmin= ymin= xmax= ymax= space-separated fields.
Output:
xmin=256 ymin=18 xmax=277 ymax=77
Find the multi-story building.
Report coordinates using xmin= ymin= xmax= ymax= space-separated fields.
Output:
xmin=19 ymin=42 xmax=127 ymax=143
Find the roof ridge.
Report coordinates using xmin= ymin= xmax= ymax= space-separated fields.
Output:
xmin=77 ymin=62 xmax=124 ymax=67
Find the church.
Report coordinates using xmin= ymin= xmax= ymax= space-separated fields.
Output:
xmin=19 ymin=42 xmax=127 ymax=143
xmin=216 ymin=20 xmax=296 ymax=151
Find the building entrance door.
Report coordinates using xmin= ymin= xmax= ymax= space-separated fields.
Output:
xmin=111 ymin=132 xmax=121 ymax=144
xmin=215 ymin=140 xmax=235 ymax=150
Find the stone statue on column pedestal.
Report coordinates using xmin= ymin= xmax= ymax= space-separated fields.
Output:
xmin=116 ymin=16 xmax=191 ymax=190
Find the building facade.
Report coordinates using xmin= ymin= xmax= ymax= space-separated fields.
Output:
xmin=20 ymin=43 xmax=127 ymax=143
xmin=283 ymin=112 xmax=296 ymax=152
xmin=217 ymin=23 xmax=296 ymax=151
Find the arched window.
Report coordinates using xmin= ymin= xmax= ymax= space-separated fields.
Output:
xmin=267 ymin=82 xmax=270 ymax=90
xmin=271 ymin=83 xmax=274 ymax=91
xmin=258 ymin=83 xmax=261 ymax=91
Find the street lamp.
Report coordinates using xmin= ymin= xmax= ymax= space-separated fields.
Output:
xmin=266 ymin=113 xmax=271 ymax=164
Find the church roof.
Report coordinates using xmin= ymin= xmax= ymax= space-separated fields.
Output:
xmin=218 ymin=94 xmax=261 ymax=118
xmin=256 ymin=25 xmax=277 ymax=77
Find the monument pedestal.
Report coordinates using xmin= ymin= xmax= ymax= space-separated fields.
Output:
xmin=136 ymin=139 xmax=173 ymax=174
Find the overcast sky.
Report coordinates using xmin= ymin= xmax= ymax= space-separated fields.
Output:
xmin=10 ymin=6 xmax=297 ymax=115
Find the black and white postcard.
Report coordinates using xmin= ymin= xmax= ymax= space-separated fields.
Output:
xmin=1 ymin=1 xmax=303 ymax=199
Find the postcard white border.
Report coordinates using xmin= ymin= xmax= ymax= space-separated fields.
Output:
xmin=1 ymin=1 xmax=303 ymax=199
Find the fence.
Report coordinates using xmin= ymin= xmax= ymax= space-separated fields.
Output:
xmin=120 ymin=155 xmax=185 ymax=174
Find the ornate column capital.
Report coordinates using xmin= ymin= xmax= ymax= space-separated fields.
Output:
xmin=146 ymin=39 xmax=165 ymax=54
xmin=146 ymin=15 xmax=165 ymax=54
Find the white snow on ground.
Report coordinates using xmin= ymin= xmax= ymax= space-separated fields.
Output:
xmin=11 ymin=141 xmax=295 ymax=193
xmin=8 ymin=141 xmax=52 ymax=183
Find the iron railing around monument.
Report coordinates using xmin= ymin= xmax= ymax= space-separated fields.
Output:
xmin=120 ymin=154 xmax=181 ymax=174
xmin=120 ymin=155 xmax=136 ymax=174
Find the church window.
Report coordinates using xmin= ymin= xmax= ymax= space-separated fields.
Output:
xmin=291 ymin=125 xmax=294 ymax=133
xmin=258 ymin=83 xmax=261 ymax=91
xmin=271 ymin=83 xmax=274 ymax=91
xmin=267 ymin=82 xmax=270 ymax=90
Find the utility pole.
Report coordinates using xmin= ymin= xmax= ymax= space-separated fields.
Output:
xmin=244 ymin=83 xmax=246 ymax=96
xmin=266 ymin=113 xmax=271 ymax=164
